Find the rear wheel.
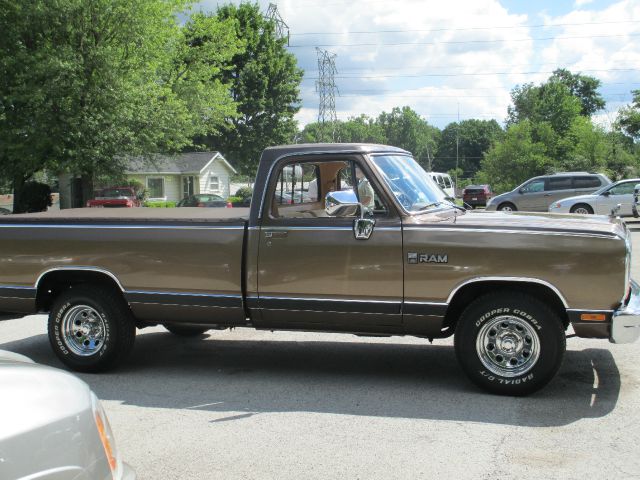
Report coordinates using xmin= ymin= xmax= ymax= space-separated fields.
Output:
xmin=570 ymin=203 xmax=594 ymax=215
xmin=498 ymin=202 xmax=517 ymax=212
xmin=164 ymin=324 xmax=209 ymax=336
xmin=454 ymin=291 xmax=565 ymax=396
xmin=48 ymin=285 xmax=136 ymax=372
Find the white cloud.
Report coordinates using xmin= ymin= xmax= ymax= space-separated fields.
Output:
xmin=195 ymin=0 xmax=638 ymax=130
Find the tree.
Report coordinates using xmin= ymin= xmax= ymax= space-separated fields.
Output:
xmin=0 ymin=0 xmax=238 ymax=212
xmin=299 ymin=115 xmax=386 ymax=144
xmin=202 ymin=3 xmax=303 ymax=176
xmin=376 ymin=107 xmax=440 ymax=170
xmin=550 ymin=68 xmax=606 ymax=117
xmin=617 ymin=90 xmax=640 ymax=141
xmin=435 ymin=119 xmax=503 ymax=176
xmin=478 ymin=120 xmax=553 ymax=193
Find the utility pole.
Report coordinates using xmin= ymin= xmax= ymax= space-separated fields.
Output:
xmin=315 ymin=48 xmax=339 ymax=142
xmin=266 ymin=3 xmax=289 ymax=45
xmin=455 ymin=102 xmax=460 ymax=193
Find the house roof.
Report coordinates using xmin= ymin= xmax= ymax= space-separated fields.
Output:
xmin=125 ymin=152 xmax=237 ymax=175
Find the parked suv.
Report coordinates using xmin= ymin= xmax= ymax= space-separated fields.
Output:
xmin=462 ymin=184 xmax=493 ymax=208
xmin=486 ymin=172 xmax=611 ymax=212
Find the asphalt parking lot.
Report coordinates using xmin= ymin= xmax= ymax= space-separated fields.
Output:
xmin=2 ymin=227 xmax=640 ymax=479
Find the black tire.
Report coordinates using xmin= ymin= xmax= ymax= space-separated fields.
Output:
xmin=454 ymin=291 xmax=565 ymax=396
xmin=48 ymin=285 xmax=136 ymax=372
xmin=570 ymin=203 xmax=594 ymax=215
xmin=498 ymin=202 xmax=517 ymax=212
xmin=164 ymin=324 xmax=209 ymax=336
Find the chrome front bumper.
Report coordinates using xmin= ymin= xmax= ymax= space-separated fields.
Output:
xmin=611 ymin=280 xmax=640 ymax=344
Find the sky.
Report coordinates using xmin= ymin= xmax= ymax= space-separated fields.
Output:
xmin=195 ymin=0 xmax=640 ymax=130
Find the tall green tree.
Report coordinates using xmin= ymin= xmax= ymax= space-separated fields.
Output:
xmin=435 ymin=119 xmax=503 ymax=176
xmin=549 ymin=68 xmax=606 ymax=117
xmin=478 ymin=120 xmax=553 ymax=193
xmin=377 ymin=106 xmax=440 ymax=170
xmin=617 ymin=90 xmax=640 ymax=141
xmin=0 ymin=0 xmax=238 ymax=211
xmin=202 ymin=3 xmax=303 ymax=176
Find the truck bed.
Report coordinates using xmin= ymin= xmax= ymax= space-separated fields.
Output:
xmin=0 ymin=208 xmax=249 ymax=324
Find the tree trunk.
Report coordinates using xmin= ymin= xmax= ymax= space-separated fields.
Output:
xmin=12 ymin=174 xmax=28 ymax=214
xmin=80 ymin=173 xmax=94 ymax=206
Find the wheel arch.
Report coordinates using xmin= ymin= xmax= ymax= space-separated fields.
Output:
xmin=443 ymin=278 xmax=569 ymax=334
xmin=35 ymin=267 xmax=125 ymax=312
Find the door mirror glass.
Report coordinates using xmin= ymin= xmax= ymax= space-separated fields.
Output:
xmin=325 ymin=190 xmax=360 ymax=217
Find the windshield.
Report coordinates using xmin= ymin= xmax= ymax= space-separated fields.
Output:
xmin=370 ymin=154 xmax=450 ymax=213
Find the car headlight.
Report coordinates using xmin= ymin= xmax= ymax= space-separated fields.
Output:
xmin=552 ymin=202 xmax=562 ymax=209
xmin=91 ymin=393 xmax=123 ymax=480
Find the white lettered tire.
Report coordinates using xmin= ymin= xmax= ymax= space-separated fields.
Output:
xmin=48 ymin=285 xmax=136 ymax=372
xmin=454 ymin=291 xmax=566 ymax=396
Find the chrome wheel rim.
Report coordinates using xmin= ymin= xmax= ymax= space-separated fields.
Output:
xmin=573 ymin=207 xmax=590 ymax=214
xmin=61 ymin=305 xmax=106 ymax=357
xmin=476 ymin=315 xmax=540 ymax=377
xmin=500 ymin=205 xmax=513 ymax=212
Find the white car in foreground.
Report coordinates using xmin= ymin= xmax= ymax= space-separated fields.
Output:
xmin=0 ymin=349 xmax=135 ymax=480
xmin=548 ymin=178 xmax=640 ymax=216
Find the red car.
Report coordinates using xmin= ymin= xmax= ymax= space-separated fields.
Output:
xmin=86 ymin=187 xmax=141 ymax=208
xmin=462 ymin=184 xmax=493 ymax=209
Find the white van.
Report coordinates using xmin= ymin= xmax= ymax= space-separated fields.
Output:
xmin=428 ymin=172 xmax=456 ymax=198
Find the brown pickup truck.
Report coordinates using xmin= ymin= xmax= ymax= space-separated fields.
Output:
xmin=1 ymin=143 xmax=639 ymax=395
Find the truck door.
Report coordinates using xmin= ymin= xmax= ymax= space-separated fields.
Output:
xmin=256 ymin=156 xmax=403 ymax=330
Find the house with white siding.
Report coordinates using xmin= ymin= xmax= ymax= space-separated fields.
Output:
xmin=125 ymin=152 xmax=236 ymax=202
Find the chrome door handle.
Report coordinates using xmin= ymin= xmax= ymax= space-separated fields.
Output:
xmin=264 ymin=231 xmax=288 ymax=238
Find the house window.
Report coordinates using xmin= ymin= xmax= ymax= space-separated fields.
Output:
xmin=147 ymin=177 xmax=165 ymax=199
xmin=209 ymin=176 xmax=220 ymax=191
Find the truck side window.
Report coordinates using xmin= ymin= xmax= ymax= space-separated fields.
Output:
xmin=270 ymin=160 xmax=387 ymax=218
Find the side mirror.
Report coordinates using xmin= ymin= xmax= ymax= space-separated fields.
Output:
xmin=325 ymin=190 xmax=375 ymax=240
xmin=518 ymin=188 xmax=524 ymax=194
xmin=602 ymin=191 xmax=611 ymax=197
xmin=325 ymin=190 xmax=360 ymax=217
xmin=633 ymin=185 xmax=640 ymax=218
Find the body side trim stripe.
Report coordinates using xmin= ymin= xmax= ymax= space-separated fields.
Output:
xmin=125 ymin=291 xmax=242 ymax=308
xmin=0 ymin=286 xmax=37 ymax=299
xmin=404 ymin=226 xmax=618 ymax=240
xmin=0 ymin=224 xmax=244 ymax=230
xmin=259 ymin=296 xmax=401 ymax=314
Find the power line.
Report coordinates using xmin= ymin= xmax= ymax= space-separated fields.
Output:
xmin=300 ymin=68 xmax=639 ymax=81
xmin=290 ymin=20 xmax=640 ymax=36
xmin=289 ymin=32 xmax=640 ymax=48
xmin=303 ymin=62 xmax=640 ymax=75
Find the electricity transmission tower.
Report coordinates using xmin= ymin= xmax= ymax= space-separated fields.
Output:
xmin=266 ymin=3 xmax=289 ymax=45
xmin=315 ymin=48 xmax=339 ymax=142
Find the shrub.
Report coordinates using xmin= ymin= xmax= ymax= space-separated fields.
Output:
xmin=144 ymin=201 xmax=176 ymax=208
xmin=14 ymin=181 xmax=52 ymax=213
xmin=235 ymin=186 xmax=253 ymax=199
xmin=227 ymin=196 xmax=243 ymax=203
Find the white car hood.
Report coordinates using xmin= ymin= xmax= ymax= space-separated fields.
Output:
xmin=0 ymin=350 xmax=93 ymax=441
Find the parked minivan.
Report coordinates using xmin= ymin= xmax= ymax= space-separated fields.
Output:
xmin=485 ymin=172 xmax=611 ymax=212
xmin=428 ymin=172 xmax=455 ymax=198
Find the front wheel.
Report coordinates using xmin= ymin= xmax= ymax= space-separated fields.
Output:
xmin=48 ymin=285 xmax=136 ymax=372
xmin=454 ymin=291 xmax=565 ymax=396
xmin=570 ymin=203 xmax=594 ymax=215
xmin=498 ymin=202 xmax=517 ymax=212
